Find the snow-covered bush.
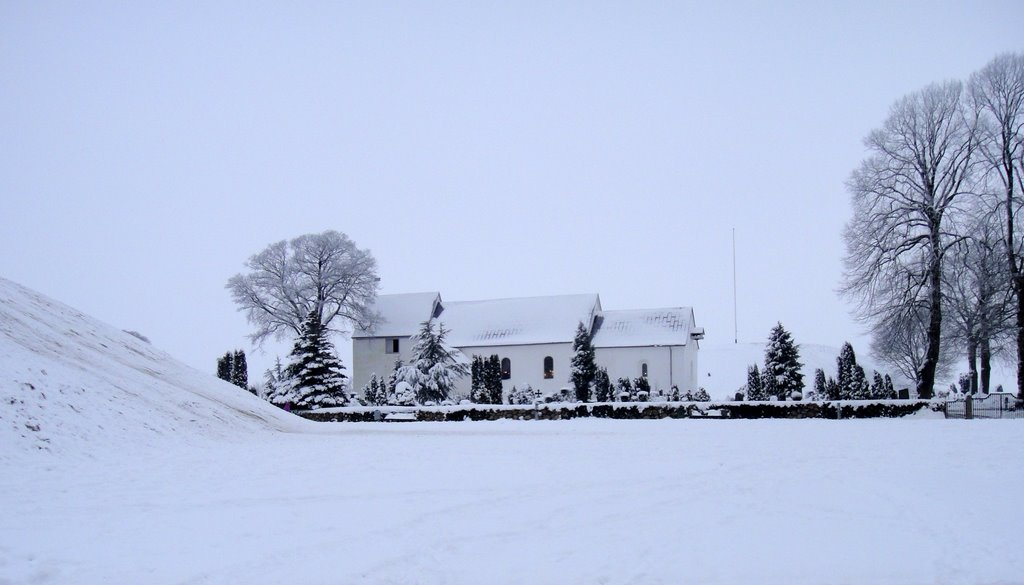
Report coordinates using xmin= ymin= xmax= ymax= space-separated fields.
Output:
xmin=362 ymin=374 xmax=388 ymax=406
xmin=693 ymin=387 xmax=710 ymax=402
xmin=543 ymin=387 xmax=573 ymax=403
xmin=392 ymin=381 xmax=416 ymax=406
xmin=508 ymin=384 xmax=541 ymax=405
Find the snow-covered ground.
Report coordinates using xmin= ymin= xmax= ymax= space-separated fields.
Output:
xmin=2 ymin=278 xmax=1023 ymax=585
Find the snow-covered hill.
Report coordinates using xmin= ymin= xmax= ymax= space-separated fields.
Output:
xmin=698 ymin=341 xmax=899 ymax=399
xmin=0 ymin=277 xmax=310 ymax=462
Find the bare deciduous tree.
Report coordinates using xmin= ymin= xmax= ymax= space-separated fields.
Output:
xmin=226 ymin=231 xmax=380 ymax=344
xmin=842 ymin=81 xmax=977 ymax=398
xmin=969 ymin=52 xmax=1024 ymax=398
xmin=869 ymin=304 xmax=955 ymax=388
xmin=944 ymin=211 xmax=1013 ymax=393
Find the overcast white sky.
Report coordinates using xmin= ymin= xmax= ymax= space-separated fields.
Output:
xmin=2 ymin=1 xmax=1022 ymax=386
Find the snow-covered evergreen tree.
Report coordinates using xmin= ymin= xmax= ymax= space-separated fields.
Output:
xmin=836 ymin=342 xmax=858 ymax=399
xmin=812 ymin=368 xmax=827 ymax=400
xmin=693 ymin=387 xmax=710 ymax=402
xmin=760 ymin=370 xmax=778 ymax=400
xmin=396 ymin=320 xmax=469 ymax=404
xmin=217 ymin=352 xmax=232 ymax=383
xmin=826 ymin=377 xmax=840 ymax=400
xmin=570 ymin=322 xmax=597 ymax=402
xmin=594 ymin=367 xmax=612 ymax=402
xmin=484 ymin=354 xmax=503 ymax=404
xmin=387 ymin=359 xmax=403 ymax=399
xmin=616 ymin=377 xmax=633 ymax=401
xmin=263 ymin=356 xmax=295 ymax=408
xmin=470 ymin=355 xmax=486 ymax=403
xmin=634 ymin=376 xmax=651 ymax=401
xmin=231 ymin=349 xmax=248 ymax=390
xmin=746 ymin=364 xmax=767 ymax=400
xmin=286 ymin=310 xmax=348 ymax=409
xmin=362 ymin=374 xmax=388 ymax=406
xmin=763 ymin=323 xmax=803 ymax=400
xmin=851 ymin=364 xmax=869 ymax=399
xmin=871 ymin=370 xmax=885 ymax=399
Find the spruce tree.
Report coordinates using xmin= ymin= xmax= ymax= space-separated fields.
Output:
xmin=851 ymin=364 xmax=869 ymax=399
xmin=231 ymin=349 xmax=248 ymax=389
xmin=871 ymin=370 xmax=885 ymax=399
xmin=594 ymin=367 xmax=612 ymax=402
xmin=470 ymin=355 xmax=486 ymax=403
xmin=387 ymin=359 xmax=403 ymax=402
xmin=217 ymin=352 xmax=232 ymax=382
xmin=263 ymin=356 xmax=292 ymax=407
xmin=763 ymin=323 xmax=803 ymax=400
xmin=813 ymin=368 xmax=827 ymax=400
xmin=397 ymin=320 xmax=469 ymax=404
xmin=362 ymin=374 xmax=387 ymax=406
xmin=746 ymin=364 xmax=766 ymax=400
xmin=760 ymin=370 xmax=778 ymax=401
xmin=286 ymin=310 xmax=348 ymax=409
xmin=485 ymin=354 xmax=503 ymax=404
xmin=570 ymin=322 xmax=597 ymax=402
xmin=826 ymin=377 xmax=840 ymax=400
xmin=836 ymin=342 xmax=858 ymax=399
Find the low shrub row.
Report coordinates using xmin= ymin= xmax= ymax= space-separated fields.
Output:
xmin=297 ymin=400 xmax=937 ymax=422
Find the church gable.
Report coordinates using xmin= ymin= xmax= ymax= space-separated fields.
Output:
xmin=353 ymin=292 xmax=440 ymax=339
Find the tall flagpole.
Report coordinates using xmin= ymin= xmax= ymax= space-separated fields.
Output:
xmin=732 ymin=228 xmax=738 ymax=344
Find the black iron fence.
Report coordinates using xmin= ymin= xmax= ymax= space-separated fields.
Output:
xmin=945 ymin=395 xmax=1023 ymax=419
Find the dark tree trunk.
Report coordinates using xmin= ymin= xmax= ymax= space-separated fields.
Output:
xmin=1007 ymin=166 xmax=1023 ymax=399
xmin=1017 ymin=276 xmax=1024 ymax=400
xmin=917 ymin=231 xmax=943 ymax=400
xmin=967 ymin=338 xmax=978 ymax=395
xmin=980 ymin=336 xmax=992 ymax=394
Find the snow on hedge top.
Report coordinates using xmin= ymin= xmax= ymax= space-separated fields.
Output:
xmin=591 ymin=308 xmax=695 ymax=348
xmin=437 ymin=293 xmax=601 ymax=347
xmin=353 ymin=292 xmax=441 ymax=338
xmin=0 ymin=277 xmax=311 ymax=462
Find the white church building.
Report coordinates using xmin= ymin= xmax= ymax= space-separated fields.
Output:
xmin=352 ymin=292 xmax=704 ymax=401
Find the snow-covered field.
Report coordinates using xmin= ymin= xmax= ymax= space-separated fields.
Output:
xmin=2 ymin=278 xmax=1023 ymax=585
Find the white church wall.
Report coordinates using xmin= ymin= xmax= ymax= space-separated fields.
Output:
xmin=596 ymin=345 xmax=698 ymax=396
xmin=454 ymin=342 xmax=575 ymax=401
xmin=352 ymin=336 xmax=413 ymax=394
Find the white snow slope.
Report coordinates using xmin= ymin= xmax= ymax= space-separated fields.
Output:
xmin=2 ymin=278 xmax=1023 ymax=585
xmin=0 ymin=276 xmax=311 ymax=462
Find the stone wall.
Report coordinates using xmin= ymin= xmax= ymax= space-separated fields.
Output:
xmin=297 ymin=400 xmax=936 ymax=423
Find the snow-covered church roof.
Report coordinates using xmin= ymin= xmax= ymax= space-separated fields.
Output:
xmin=356 ymin=292 xmax=700 ymax=349
xmin=352 ymin=292 xmax=440 ymax=338
xmin=591 ymin=308 xmax=696 ymax=348
xmin=437 ymin=294 xmax=601 ymax=347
